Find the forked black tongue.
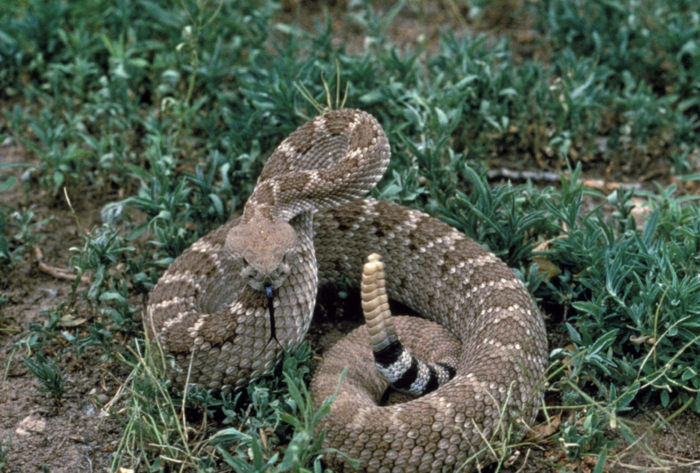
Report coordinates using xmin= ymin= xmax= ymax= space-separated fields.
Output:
xmin=265 ymin=283 xmax=279 ymax=346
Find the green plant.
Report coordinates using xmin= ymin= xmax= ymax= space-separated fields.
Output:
xmin=2 ymin=0 xmax=700 ymax=470
xmin=212 ymin=369 xmax=355 ymax=473
xmin=69 ymin=224 xmax=135 ymax=302
xmin=22 ymin=353 xmax=65 ymax=400
xmin=0 ymin=433 xmax=10 ymax=470
xmin=0 ymin=160 xmax=27 ymax=269
xmin=441 ymin=164 xmax=555 ymax=268
xmin=63 ymin=321 xmax=115 ymax=360
xmin=541 ymin=170 xmax=700 ymax=411
xmin=111 ymin=328 xmax=326 ymax=471
xmin=557 ymin=406 xmax=615 ymax=465
xmin=20 ymin=307 xmax=63 ymax=352
xmin=535 ymin=0 xmax=700 ymax=101
xmin=109 ymin=335 xmax=196 ymax=471
xmin=0 ymin=211 xmax=10 ymax=269
xmin=0 ymin=208 xmax=49 ymax=269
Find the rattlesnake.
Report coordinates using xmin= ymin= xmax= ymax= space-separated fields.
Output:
xmin=147 ymin=109 xmax=548 ymax=472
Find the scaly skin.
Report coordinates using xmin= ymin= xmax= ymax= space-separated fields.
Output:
xmin=146 ymin=110 xmax=548 ymax=472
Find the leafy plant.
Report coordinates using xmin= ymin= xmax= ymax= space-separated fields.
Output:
xmin=69 ymin=224 xmax=135 ymax=302
xmin=557 ymin=407 xmax=616 ymax=463
xmin=0 ymin=208 xmax=49 ymax=269
xmin=20 ymin=308 xmax=63 ymax=352
xmin=22 ymin=353 xmax=65 ymax=400
xmin=212 ymin=369 xmax=354 ymax=473
xmin=2 ymin=0 xmax=700 ymax=470
xmin=540 ymin=170 xmax=700 ymax=412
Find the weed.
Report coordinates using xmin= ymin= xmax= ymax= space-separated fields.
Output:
xmin=22 ymin=353 xmax=65 ymax=400
xmin=557 ymin=406 xmax=615 ymax=465
xmin=541 ymin=170 xmax=700 ymax=410
xmin=535 ymin=0 xmax=700 ymax=101
xmin=0 ymin=208 xmax=49 ymax=269
xmin=98 ymin=280 xmax=138 ymax=332
xmin=441 ymin=164 xmax=556 ymax=268
xmin=0 ymin=434 xmax=9 ymax=471
xmin=0 ymin=211 xmax=9 ymax=269
xmin=64 ymin=321 xmax=115 ymax=360
xmin=2 ymin=0 xmax=700 ymax=470
xmin=20 ymin=307 xmax=63 ymax=353
xmin=109 ymin=334 xmax=195 ymax=471
xmin=0 ymin=159 xmax=22 ymax=200
xmin=213 ymin=370 xmax=353 ymax=473
xmin=110 ymin=322 xmax=327 ymax=471
xmin=63 ymin=221 xmax=141 ymax=361
xmin=69 ymin=224 xmax=135 ymax=302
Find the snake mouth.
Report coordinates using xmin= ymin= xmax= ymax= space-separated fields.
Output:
xmin=241 ymin=262 xmax=289 ymax=291
xmin=239 ymin=250 xmax=294 ymax=292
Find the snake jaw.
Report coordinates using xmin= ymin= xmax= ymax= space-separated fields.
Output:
xmin=239 ymin=256 xmax=293 ymax=291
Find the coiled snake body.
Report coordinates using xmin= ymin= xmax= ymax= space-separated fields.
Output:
xmin=147 ymin=109 xmax=548 ymax=472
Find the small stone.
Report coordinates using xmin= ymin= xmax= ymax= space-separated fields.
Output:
xmin=16 ymin=415 xmax=46 ymax=435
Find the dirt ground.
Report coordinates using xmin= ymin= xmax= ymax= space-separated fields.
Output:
xmin=1 ymin=1 xmax=699 ymax=472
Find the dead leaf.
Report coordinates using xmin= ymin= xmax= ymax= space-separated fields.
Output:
xmin=532 ymin=238 xmax=563 ymax=282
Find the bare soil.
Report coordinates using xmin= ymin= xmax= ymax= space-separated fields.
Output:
xmin=2 ymin=1 xmax=699 ymax=472
xmin=0 ymin=144 xmax=126 ymax=472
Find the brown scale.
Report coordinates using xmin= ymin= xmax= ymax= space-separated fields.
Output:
xmin=146 ymin=110 xmax=547 ymax=472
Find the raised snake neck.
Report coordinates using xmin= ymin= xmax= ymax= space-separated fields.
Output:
xmin=146 ymin=109 xmax=548 ymax=472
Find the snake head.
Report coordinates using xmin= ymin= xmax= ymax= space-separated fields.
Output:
xmin=224 ymin=217 xmax=300 ymax=291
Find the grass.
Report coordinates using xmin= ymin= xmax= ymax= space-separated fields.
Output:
xmin=0 ymin=0 xmax=699 ymax=470
xmin=107 ymin=326 xmax=330 ymax=471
